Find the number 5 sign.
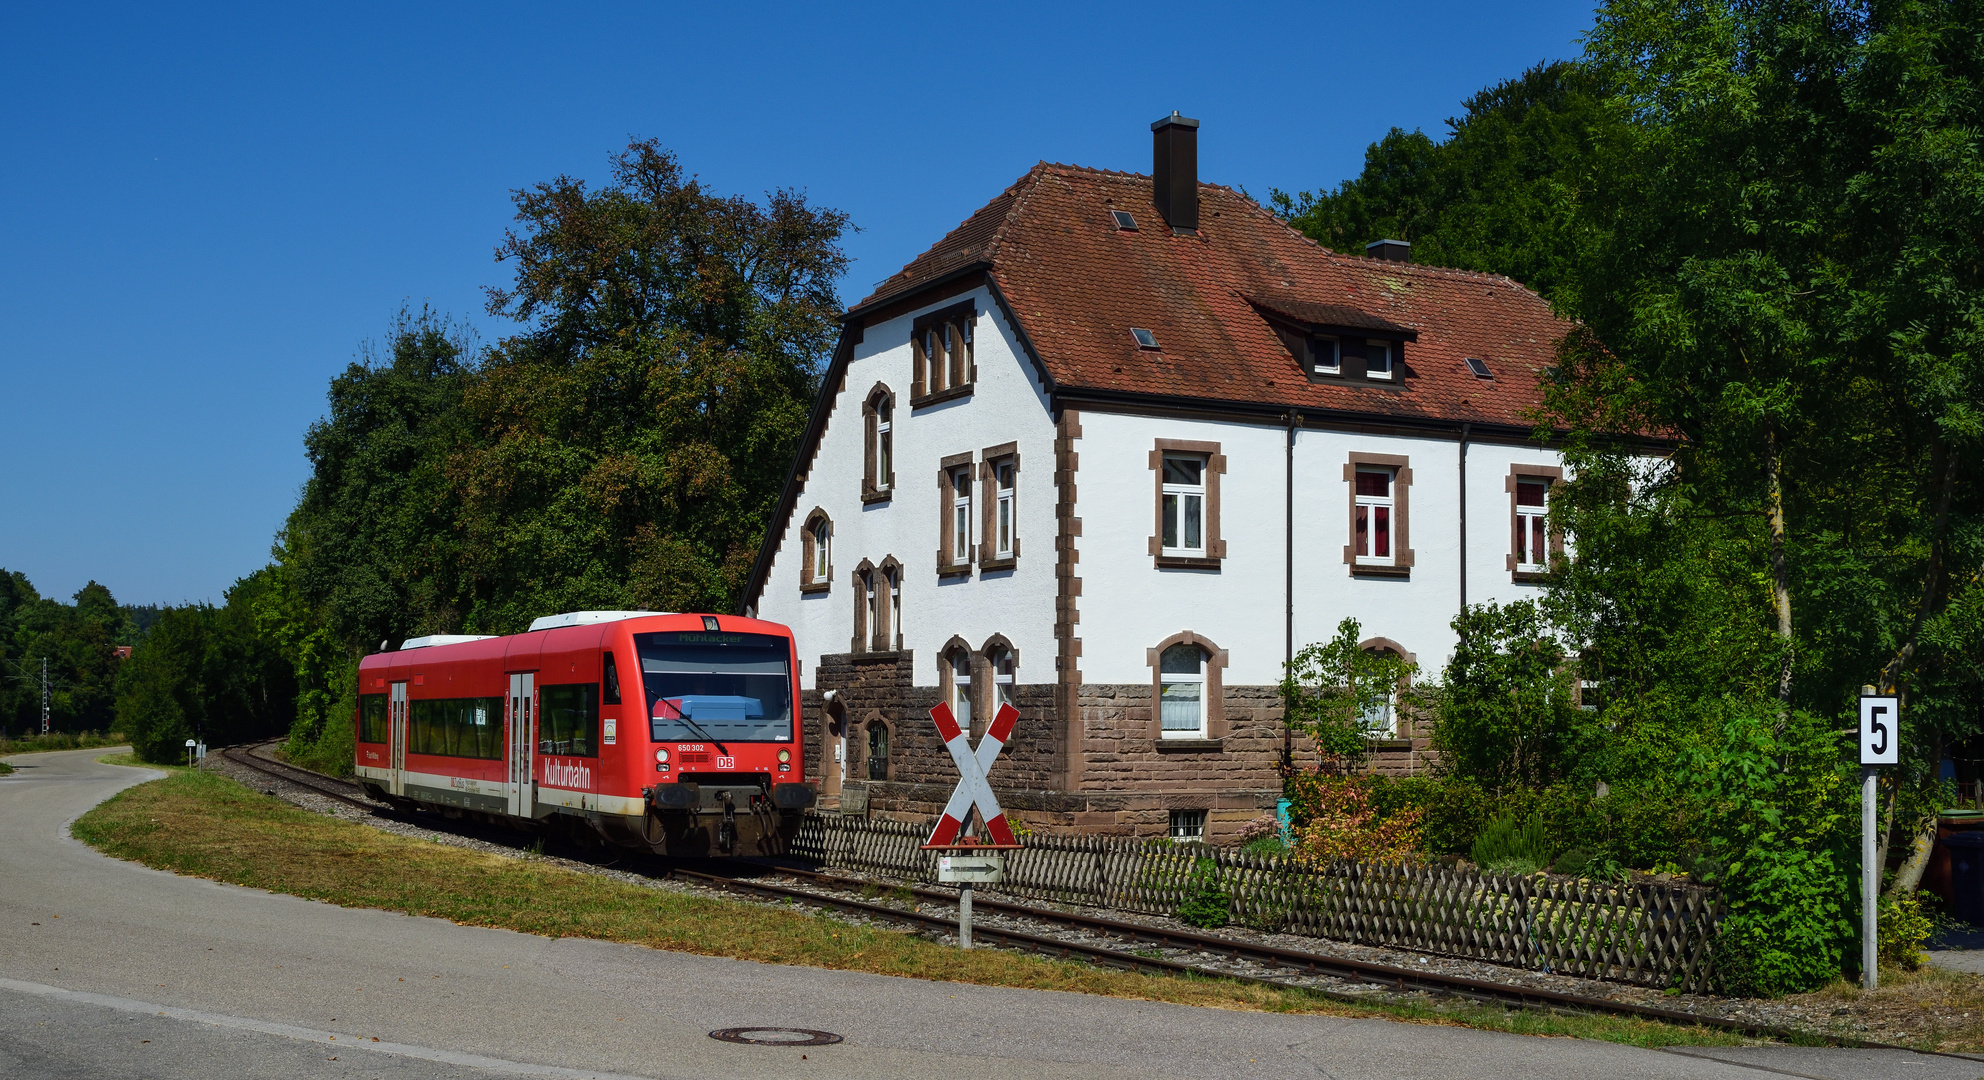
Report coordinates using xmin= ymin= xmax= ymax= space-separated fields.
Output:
xmin=1860 ymin=694 xmax=1900 ymax=766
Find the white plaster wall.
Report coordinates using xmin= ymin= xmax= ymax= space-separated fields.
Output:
xmin=755 ymin=287 xmax=1061 ymax=690
xmin=1290 ymin=428 xmax=1462 ymax=678
xmin=1075 ymin=418 xmax=1579 ymax=690
xmin=1072 ymin=411 xmax=1288 ymax=687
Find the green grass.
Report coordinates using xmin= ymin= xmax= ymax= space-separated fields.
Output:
xmin=71 ymin=770 xmax=1753 ymax=1049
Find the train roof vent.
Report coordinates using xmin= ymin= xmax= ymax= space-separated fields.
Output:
xmin=527 ymin=610 xmax=667 ymax=632
xmin=398 ymin=634 xmax=498 ymax=651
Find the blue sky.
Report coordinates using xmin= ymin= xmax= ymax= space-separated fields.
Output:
xmin=0 ymin=1 xmax=1596 ymax=608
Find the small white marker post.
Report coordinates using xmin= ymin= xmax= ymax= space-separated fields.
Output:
xmin=1860 ymin=688 xmax=1900 ymax=991
xmin=938 ymin=853 xmax=1003 ymax=949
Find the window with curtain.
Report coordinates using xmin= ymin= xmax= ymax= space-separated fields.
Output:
xmin=1159 ymin=643 xmax=1206 ymax=738
xmin=1354 ymin=467 xmax=1395 ymax=565
xmin=1515 ymin=477 xmax=1549 ymax=573
xmin=1161 ymin=455 xmax=1205 ymax=556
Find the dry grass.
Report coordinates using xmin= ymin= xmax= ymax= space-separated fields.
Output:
xmin=1790 ymin=962 xmax=1984 ymax=1053
xmin=0 ymin=730 xmax=128 ymax=756
xmin=71 ymin=770 xmax=1749 ymax=1048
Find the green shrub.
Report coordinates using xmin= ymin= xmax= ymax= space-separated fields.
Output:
xmin=1880 ymin=893 xmax=1933 ymax=971
xmin=1239 ymin=835 xmax=1288 ymax=858
xmin=1471 ymin=813 xmax=1553 ymax=874
xmin=1174 ymin=857 xmax=1230 ymax=929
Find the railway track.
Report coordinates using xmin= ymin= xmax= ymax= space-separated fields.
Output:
xmin=214 ymin=742 xmax=1960 ymax=1054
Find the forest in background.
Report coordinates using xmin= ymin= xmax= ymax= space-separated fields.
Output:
xmin=25 ymin=0 xmax=1977 ymax=994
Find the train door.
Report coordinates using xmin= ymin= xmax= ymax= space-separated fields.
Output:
xmin=507 ymin=672 xmax=535 ymax=817
xmin=389 ymin=681 xmax=408 ymax=797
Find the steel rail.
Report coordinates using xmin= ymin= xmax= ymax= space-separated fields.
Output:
xmin=212 ymin=744 xmax=1974 ymax=1057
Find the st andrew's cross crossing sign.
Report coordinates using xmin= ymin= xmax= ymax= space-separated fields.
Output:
xmin=922 ymin=701 xmax=1020 ymax=849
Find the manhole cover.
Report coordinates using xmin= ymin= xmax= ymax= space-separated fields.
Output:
xmin=708 ymin=1027 xmax=843 ymax=1047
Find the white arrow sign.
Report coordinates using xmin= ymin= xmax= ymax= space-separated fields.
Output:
xmin=924 ymin=701 xmax=1019 ymax=848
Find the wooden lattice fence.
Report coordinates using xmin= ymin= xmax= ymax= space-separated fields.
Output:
xmin=790 ymin=813 xmax=1723 ymax=993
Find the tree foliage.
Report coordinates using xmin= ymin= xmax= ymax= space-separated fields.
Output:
xmin=114 ymin=571 xmax=296 ymax=763
xmin=1281 ymin=618 xmax=1419 ymax=770
xmin=0 ymin=572 xmax=136 ymax=734
xmin=282 ymin=140 xmax=849 ymax=653
xmin=1434 ymin=602 xmax=1587 ymax=792
xmin=1271 ymin=60 xmax=1623 ymax=301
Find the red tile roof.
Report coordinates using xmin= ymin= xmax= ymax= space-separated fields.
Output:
xmin=854 ymin=163 xmax=1570 ymax=430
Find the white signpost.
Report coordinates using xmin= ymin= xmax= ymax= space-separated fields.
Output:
xmin=1861 ymin=691 xmax=1900 ymax=990
xmin=923 ymin=701 xmax=1021 ymax=950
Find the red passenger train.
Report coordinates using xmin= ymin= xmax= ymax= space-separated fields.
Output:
xmin=354 ymin=611 xmax=814 ymax=856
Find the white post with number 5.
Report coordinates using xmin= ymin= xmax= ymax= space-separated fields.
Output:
xmin=1861 ymin=695 xmax=1899 ymax=765
xmin=1860 ymin=691 xmax=1900 ymax=991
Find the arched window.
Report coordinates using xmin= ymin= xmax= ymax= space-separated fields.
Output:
xmin=877 ymin=557 xmax=903 ymax=652
xmin=865 ymin=574 xmax=880 ymax=648
xmin=800 ymin=509 xmax=832 ymax=593
xmin=982 ymin=637 xmax=1017 ymax=712
xmin=866 ymin=720 xmax=890 ymax=781
xmin=951 ymin=649 xmax=973 ymax=729
xmin=1159 ymin=643 xmax=1207 ymax=738
xmin=862 ymin=386 xmax=896 ymax=501
xmin=938 ymin=643 xmax=974 ymax=730
xmin=849 ymin=560 xmax=875 ymax=652
xmin=1354 ymin=638 xmax=1416 ymax=737
xmin=1148 ymin=632 xmax=1228 ymax=741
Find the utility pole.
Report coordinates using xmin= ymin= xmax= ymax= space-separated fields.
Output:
xmin=40 ymin=657 xmax=50 ymax=735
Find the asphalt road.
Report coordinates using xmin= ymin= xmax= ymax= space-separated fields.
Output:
xmin=3 ymin=748 xmax=1979 ymax=1080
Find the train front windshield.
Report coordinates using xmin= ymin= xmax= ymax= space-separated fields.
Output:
xmin=634 ymin=631 xmax=794 ymax=743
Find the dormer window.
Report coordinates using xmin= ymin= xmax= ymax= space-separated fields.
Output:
xmin=1131 ymin=328 xmax=1160 ymax=350
xmin=1309 ymin=337 xmax=1340 ymax=376
xmin=1365 ymin=340 xmax=1394 ymax=380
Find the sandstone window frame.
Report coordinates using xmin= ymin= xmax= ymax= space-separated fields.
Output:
xmin=861 ymin=384 xmax=897 ymax=504
xmin=1147 ymin=439 xmax=1226 ymax=570
xmin=1146 ymin=631 xmax=1229 ymax=742
xmin=981 ymin=633 xmax=1019 ymax=714
xmin=862 ymin=713 xmax=893 ymax=782
xmin=936 ymin=451 xmax=974 ymax=577
xmin=938 ymin=636 xmax=976 ymax=735
xmin=850 ymin=559 xmax=878 ymax=653
xmin=877 ymin=557 xmax=903 ymax=651
xmin=1356 ymin=636 xmax=1418 ymax=740
xmin=800 ymin=508 xmax=832 ymax=594
xmin=1342 ymin=452 xmax=1414 ymax=577
xmin=910 ymin=301 xmax=977 ymax=408
xmin=1506 ymin=464 xmax=1566 ymax=583
xmin=978 ymin=442 xmax=1021 ymax=571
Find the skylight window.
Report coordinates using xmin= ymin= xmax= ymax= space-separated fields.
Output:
xmin=1465 ymin=357 xmax=1492 ymax=379
xmin=1112 ymin=210 xmax=1138 ymax=231
xmin=1131 ymin=328 xmax=1160 ymax=350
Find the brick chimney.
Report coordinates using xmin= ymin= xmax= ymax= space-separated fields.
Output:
xmin=1151 ymin=111 xmax=1199 ymax=234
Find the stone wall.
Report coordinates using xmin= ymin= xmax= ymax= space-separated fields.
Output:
xmin=803 ymin=665 xmax=1428 ymax=844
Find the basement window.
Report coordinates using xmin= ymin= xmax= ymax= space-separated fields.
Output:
xmin=1112 ymin=210 xmax=1139 ymax=231
xmin=1466 ymin=357 xmax=1492 ymax=379
xmin=1169 ymin=809 xmax=1207 ymax=842
xmin=1131 ymin=327 xmax=1160 ymax=350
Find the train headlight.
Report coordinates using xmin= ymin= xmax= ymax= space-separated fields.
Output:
xmin=777 ymin=749 xmax=790 ymax=763
xmin=654 ymin=748 xmax=669 ymax=763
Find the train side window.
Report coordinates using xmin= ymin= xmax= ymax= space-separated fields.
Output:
xmin=602 ymin=652 xmax=621 ymax=705
xmin=407 ymin=697 xmax=503 ymax=759
xmin=538 ymin=683 xmax=600 ymax=758
xmin=359 ymin=693 xmax=388 ymax=743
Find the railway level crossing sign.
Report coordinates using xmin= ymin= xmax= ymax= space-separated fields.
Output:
xmin=924 ymin=700 xmax=1020 ymax=949
xmin=923 ymin=701 xmax=1022 ymax=850
xmin=1859 ymin=691 xmax=1901 ymax=991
